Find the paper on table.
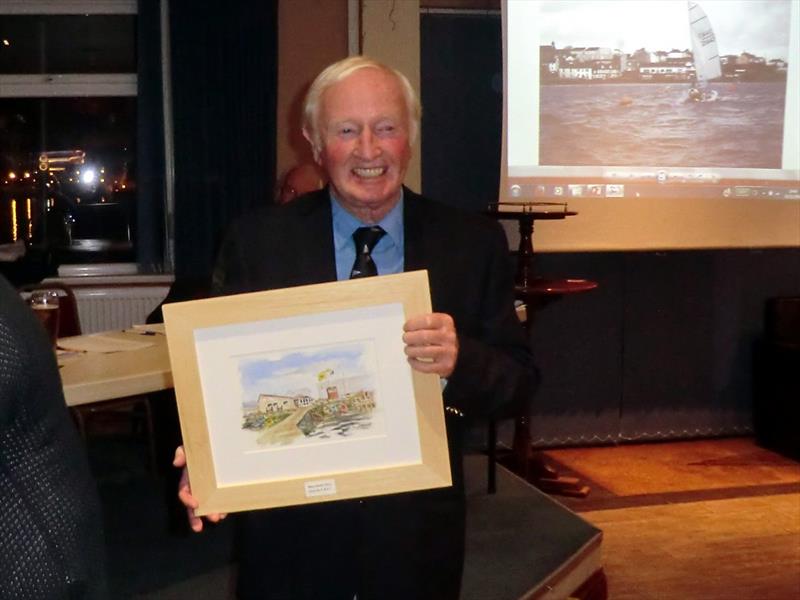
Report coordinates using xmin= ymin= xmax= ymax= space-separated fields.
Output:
xmin=129 ymin=323 xmax=166 ymax=334
xmin=57 ymin=334 xmax=155 ymax=353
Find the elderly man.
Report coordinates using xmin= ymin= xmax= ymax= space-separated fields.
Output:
xmin=176 ymin=56 xmax=535 ymax=600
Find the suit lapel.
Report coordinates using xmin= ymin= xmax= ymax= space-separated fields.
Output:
xmin=402 ymin=188 xmax=462 ymax=317
xmin=403 ymin=187 xmax=434 ymax=273
xmin=292 ymin=189 xmax=337 ymax=284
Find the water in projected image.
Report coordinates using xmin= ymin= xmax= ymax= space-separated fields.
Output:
xmin=540 ymin=81 xmax=787 ymax=169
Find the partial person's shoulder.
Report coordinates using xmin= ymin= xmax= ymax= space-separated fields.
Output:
xmin=0 ymin=275 xmax=47 ymax=414
xmin=0 ymin=275 xmax=34 ymax=340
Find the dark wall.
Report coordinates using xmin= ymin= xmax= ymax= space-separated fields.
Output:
xmin=420 ymin=12 xmax=800 ymax=446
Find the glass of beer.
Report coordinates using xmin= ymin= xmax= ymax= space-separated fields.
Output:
xmin=29 ymin=290 xmax=61 ymax=347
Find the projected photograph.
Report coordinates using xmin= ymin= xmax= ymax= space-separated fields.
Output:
xmin=237 ymin=340 xmax=384 ymax=449
xmin=537 ymin=0 xmax=792 ymax=169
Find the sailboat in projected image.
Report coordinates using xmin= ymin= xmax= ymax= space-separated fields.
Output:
xmin=687 ymin=0 xmax=722 ymax=102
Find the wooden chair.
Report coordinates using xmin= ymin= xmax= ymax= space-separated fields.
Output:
xmin=71 ymin=397 xmax=157 ymax=473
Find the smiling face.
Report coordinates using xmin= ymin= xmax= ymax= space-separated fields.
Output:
xmin=310 ymin=67 xmax=412 ymax=223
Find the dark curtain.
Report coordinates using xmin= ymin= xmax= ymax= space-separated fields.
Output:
xmin=421 ymin=13 xmax=502 ymax=212
xmin=136 ymin=0 xmax=166 ymax=269
xmin=169 ymin=0 xmax=278 ymax=283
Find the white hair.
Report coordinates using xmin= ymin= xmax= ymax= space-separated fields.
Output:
xmin=302 ymin=56 xmax=421 ymax=160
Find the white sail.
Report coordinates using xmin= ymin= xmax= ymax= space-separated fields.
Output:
xmin=688 ymin=1 xmax=722 ymax=85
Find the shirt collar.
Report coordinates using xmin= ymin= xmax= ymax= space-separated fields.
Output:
xmin=331 ymin=189 xmax=404 ymax=252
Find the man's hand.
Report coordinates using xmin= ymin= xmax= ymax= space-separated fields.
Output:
xmin=173 ymin=446 xmax=227 ymax=532
xmin=402 ymin=313 xmax=459 ymax=378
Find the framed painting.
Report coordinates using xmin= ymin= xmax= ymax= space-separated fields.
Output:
xmin=162 ymin=270 xmax=451 ymax=515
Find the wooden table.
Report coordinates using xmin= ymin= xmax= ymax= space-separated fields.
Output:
xmin=485 ymin=202 xmax=597 ymax=497
xmin=58 ymin=330 xmax=173 ymax=407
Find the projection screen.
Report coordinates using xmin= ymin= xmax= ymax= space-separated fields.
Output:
xmin=501 ymin=0 xmax=800 ymax=251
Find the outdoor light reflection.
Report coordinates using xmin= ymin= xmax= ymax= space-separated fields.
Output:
xmin=81 ymin=168 xmax=97 ymax=185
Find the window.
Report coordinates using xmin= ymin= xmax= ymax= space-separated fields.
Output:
xmin=0 ymin=1 xmax=144 ymax=268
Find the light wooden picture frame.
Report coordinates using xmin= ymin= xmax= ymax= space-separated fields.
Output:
xmin=162 ymin=270 xmax=451 ymax=515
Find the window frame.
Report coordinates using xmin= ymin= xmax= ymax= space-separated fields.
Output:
xmin=0 ymin=0 xmax=173 ymax=278
xmin=0 ymin=0 xmax=136 ymax=16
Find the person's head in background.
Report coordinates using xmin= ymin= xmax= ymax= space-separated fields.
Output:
xmin=302 ymin=56 xmax=421 ymax=223
xmin=277 ymin=163 xmax=326 ymax=205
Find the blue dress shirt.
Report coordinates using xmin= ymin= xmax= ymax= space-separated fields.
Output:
xmin=331 ymin=191 xmax=405 ymax=281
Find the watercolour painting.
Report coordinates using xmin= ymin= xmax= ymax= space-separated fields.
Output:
xmin=237 ymin=340 xmax=385 ymax=449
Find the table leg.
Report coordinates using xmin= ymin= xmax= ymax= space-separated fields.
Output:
xmin=484 ymin=204 xmax=592 ymax=498
xmin=500 ymin=415 xmax=590 ymax=497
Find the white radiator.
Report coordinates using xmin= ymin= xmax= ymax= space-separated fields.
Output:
xmin=73 ymin=286 xmax=170 ymax=334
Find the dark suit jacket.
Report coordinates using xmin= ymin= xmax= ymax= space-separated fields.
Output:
xmin=214 ymin=187 xmax=533 ymax=420
xmin=213 ymin=187 xmax=535 ymax=599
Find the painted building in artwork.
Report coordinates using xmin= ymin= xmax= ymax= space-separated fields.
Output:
xmin=320 ymin=374 xmax=373 ymax=400
xmin=257 ymin=393 xmax=314 ymax=414
xmin=320 ymin=390 xmax=376 ymax=415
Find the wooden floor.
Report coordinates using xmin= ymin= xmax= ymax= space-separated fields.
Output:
xmin=540 ymin=438 xmax=800 ymax=600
